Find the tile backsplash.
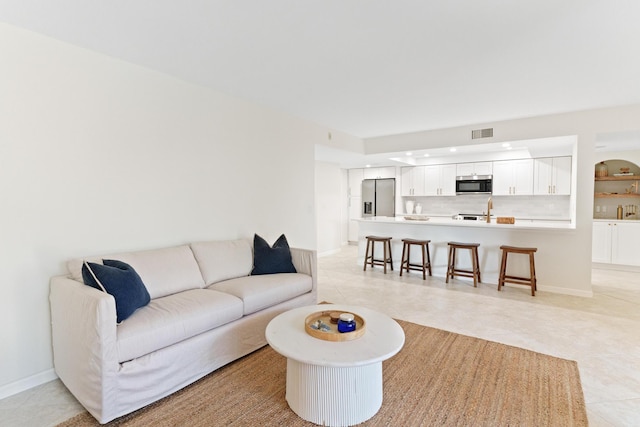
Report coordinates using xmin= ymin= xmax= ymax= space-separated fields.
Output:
xmin=401 ymin=194 xmax=571 ymax=220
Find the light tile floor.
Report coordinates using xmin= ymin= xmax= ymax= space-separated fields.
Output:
xmin=1 ymin=245 xmax=639 ymax=426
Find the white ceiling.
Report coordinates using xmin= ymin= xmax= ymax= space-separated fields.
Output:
xmin=2 ymin=1 xmax=640 ymax=140
xmin=315 ymin=135 xmax=578 ymax=169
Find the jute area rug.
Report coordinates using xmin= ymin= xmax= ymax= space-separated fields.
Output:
xmin=57 ymin=320 xmax=588 ymax=426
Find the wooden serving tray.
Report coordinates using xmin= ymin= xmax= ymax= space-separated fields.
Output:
xmin=304 ymin=310 xmax=366 ymax=341
xmin=497 ymin=217 xmax=515 ymax=224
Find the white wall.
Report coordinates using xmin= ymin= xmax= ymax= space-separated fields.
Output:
xmin=0 ymin=24 xmax=343 ymax=396
xmin=315 ymin=162 xmax=347 ymax=255
xmin=364 ymin=104 xmax=640 ymax=295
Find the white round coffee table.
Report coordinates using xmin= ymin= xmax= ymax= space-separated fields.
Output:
xmin=266 ymin=304 xmax=405 ymax=426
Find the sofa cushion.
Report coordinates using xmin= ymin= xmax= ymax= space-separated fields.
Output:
xmin=68 ymin=245 xmax=205 ymax=299
xmin=190 ymin=239 xmax=253 ymax=285
xmin=251 ymin=234 xmax=297 ymax=275
xmin=116 ymin=289 xmax=243 ymax=362
xmin=208 ymin=273 xmax=312 ymax=315
xmin=82 ymin=260 xmax=151 ymax=323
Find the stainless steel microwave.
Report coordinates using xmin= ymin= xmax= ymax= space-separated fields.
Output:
xmin=455 ymin=175 xmax=492 ymax=194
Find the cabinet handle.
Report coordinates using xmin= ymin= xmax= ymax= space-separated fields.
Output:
xmin=553 ymin=185 xmax=556 ymax=194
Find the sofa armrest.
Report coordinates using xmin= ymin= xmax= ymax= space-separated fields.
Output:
xmin=49 ymin=275 xmax=119 ymax=420
xmin=290 ymin=248 xmax=317 ymax=291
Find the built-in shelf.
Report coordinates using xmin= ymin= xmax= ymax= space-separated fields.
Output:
xmin=595 ymin=175 xmax=639 ymax=181
xmin=594 ymin=192 xmax=640 ymax=198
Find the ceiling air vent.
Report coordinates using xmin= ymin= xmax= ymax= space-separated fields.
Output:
xmin=472 ymin=128 xmax=493 ymax=139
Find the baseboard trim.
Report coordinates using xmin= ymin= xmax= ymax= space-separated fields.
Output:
xmin=536 ymin=285 xmax=593 ymax=298
xmin=0 ymin=369 xmax=58 ymax=400
xmin=592 ymin=262 xmax=640 ymax=273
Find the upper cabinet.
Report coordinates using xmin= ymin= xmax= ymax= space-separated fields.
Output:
xmin=456 ymin=162 xmax=493 ymax=177
xmin=492 ymin=159 xmax=534 ymax=196
xmin=363 ymin=167 xmax=395 ymax=180
xmin=348 ymin=169 xmax=364 ymax=197
xmin=401 ymin=166 xmax=425 ymax=196
xmin=424 ymin=164 xmax=456 ymax=196
xmin=534 ymin=157 xmax=571 ymax=195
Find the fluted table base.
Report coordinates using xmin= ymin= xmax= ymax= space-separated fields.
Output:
xmin=285 ymin=359 xmax=382 ymax=427
xmin=266 ymin=305 xmax=404 ymax=427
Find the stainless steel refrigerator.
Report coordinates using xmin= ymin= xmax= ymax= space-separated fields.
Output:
xmin=362 ymin=178 xmax=396 ymax=217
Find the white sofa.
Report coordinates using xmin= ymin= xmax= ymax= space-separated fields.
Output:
xmin=49 ymin=239 xmax=317 ymax=424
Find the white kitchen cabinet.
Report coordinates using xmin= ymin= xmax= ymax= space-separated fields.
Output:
xmin=424 ymin=164 xmax=456 ymax=196
xmin=456 ymin=162 xmax=493 ymax=177
xmin=348 ymin=196 xmax=362 ymax=242
xmin=492 ymin=159 xmax=533 ymax=196
xmin=592 ymin=222 xmax=612 ymax=263
xmin=534 ymin=157 xmax=572 ymax=195
xmin=612 ymin=222 xmax=640 ymax=266
xmin=401 ymin=166 xmax=425 ymax=196
xmin=363 ymin=167 xmax=395 ymax=179
xmin=592 ymin=221 xmax=640 ymax=266
xmin=348 ymin=169 xmax=364 ymax=197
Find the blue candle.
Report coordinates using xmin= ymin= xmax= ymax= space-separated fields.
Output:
xmin=337 ymin=313 xmax=356 ymax=333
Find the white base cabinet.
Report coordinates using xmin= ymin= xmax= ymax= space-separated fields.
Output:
xmin=592 ymin=221 xmax=640 ymax=266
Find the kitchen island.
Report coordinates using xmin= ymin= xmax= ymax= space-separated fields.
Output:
xmin=356 ymin=216 xmax=589 ymax=296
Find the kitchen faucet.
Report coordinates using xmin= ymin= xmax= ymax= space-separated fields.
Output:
xmin=486 ymin=197 xmax=493 ymax=223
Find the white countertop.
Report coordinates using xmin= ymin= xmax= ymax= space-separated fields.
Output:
xmin=357 ymin=215 xmax=575 ymax=230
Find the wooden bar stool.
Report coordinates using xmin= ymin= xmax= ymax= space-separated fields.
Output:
xmin=399 ymin=238 xmax=432 ymax=279
xmin=363 ymin=236 xmax=393 ymax=273
xmin=498 ymin=245 xmax=538 ymax=296
xmin=446 ymin=242 xmax=481 ymax=287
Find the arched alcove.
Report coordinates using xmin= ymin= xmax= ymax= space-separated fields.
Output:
xmin=593 ymin=159 xmax=640 ymax=219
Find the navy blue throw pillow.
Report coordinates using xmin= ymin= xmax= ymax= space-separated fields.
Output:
xmin=251 ymin=234 xmax=297 ymax=275
xmin=82 ymin=259 xmax=151 ymax=323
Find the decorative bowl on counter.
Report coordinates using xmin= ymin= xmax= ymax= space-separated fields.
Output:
xmin=404 ymin=215 xmax=429 ymax=221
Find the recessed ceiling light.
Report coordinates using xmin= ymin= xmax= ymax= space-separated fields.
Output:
xmin=449 ymin=148 xmax=457 ymax=152
xmin=423 ymin=153 xmax=430 ymax=157
xmin=502 ymin=143 xmax=511 ymax=148
xmin=365 ymin=164 xmax=371 ymax=168
xmin=406 ymin=152 xmax=412 ymax=156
